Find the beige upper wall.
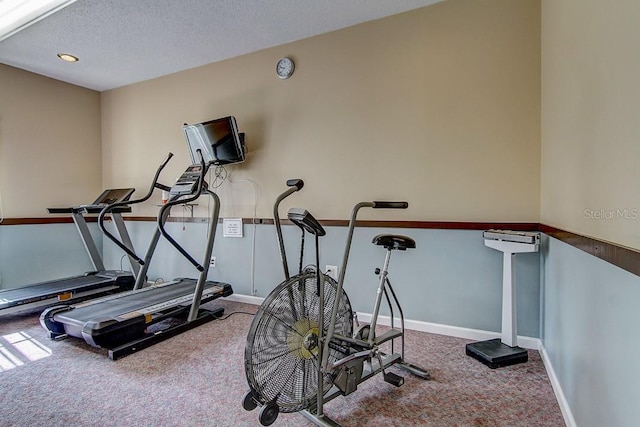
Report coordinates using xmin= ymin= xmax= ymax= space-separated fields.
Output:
xmin=102 ymin=0 xmax=541 ymax=222
xmin=0 ymin=64 xmax=102 ymax=218
xmin=541 ymin=0 xmax=640 ymax=249
xmin=4 ymin=0 xmax=637 ymax=249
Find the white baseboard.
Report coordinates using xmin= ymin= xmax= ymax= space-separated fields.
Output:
xmin=356 ymin=312 xmax=541 ymax=350
xmin=539 ymin=344 xmax=577 ymax=427
xmin=224 ymin=293 xmax=265 ymax=305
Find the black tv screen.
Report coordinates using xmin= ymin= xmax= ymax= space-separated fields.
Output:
xmin=182 ymin=116 xmax=245 ymax=165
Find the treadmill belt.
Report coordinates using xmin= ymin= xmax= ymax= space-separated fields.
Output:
xmin=0 ymin=273 xmax=125 ymax=309
xmin=54 ymin=279 xmax=228 ymax=325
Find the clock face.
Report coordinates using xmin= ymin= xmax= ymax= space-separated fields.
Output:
xmin=276 ymin=57 xmax=294 ymax=79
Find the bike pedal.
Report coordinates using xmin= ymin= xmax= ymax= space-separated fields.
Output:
xmin=384 ymin=371 xmax=404 ymax=387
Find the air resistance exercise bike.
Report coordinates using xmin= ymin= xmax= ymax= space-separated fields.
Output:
xmin=242 ymin=179 xmax=429 ymax=426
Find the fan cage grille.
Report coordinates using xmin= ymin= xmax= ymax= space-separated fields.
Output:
xmin=244 ymin=271 xmax=353 ymax=413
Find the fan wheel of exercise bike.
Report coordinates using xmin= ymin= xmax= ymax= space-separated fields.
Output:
xmin=244 ymin=270 xmax=353 ymax=413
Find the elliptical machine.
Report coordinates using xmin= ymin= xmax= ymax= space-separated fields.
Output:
xmin=242 ymin=180 xmax=429 ymax=426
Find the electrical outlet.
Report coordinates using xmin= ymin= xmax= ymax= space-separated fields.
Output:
xmin=210 ymin=256 xmax=216 ymax=267
xmin=325 ymin=265 xmax=339 ymax=281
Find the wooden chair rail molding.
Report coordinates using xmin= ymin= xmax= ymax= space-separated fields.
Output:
xmin=3 ymin=217 xmax=638 ymax=277
xmin=538 ymin=224 xmax=640 ymax=277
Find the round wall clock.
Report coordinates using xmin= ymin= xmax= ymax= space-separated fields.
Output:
xmin=276 ymin=57 xmax=295 ymax=79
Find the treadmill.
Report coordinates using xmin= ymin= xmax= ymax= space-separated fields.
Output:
xmin=41 ymin=151 xmax=233 ymax=360
xmin=0 ymin=189 xmax=137 ymax=316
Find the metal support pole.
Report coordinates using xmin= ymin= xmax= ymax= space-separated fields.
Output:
xmin=72 ymin=210 xmax=105 ymax=271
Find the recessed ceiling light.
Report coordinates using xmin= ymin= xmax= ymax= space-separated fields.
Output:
xmin=57 ymin=52 xmax=79 ymax=62
xmin=0 ymin=0 xmax=78 ymax=42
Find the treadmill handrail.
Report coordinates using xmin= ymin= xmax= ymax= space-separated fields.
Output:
xmin=99 ymin=152 xmax=174 ymax=264
xmin=157 ymin=150 xmax=208 ymax=271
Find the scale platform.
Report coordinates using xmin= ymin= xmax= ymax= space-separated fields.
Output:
xmin=466 ymin=338 xmax=528 ymax=369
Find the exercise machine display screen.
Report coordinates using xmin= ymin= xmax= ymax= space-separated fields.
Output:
xmin=170 ymin=165 xmax=202 ymax=196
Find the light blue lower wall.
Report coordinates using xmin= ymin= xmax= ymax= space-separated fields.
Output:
xmin=0 ymin=220 xmax=541 ymax=337
xmin=0 ymin=223 xmax=103 ymax=289
xmin=102 ymin=220 xmax=541 ymax=337
xmin=542 ymin=236 xmax=640 ymax=427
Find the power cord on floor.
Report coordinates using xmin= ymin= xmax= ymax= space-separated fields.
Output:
xmin=216 ymin=311 xmax=255 ymax=321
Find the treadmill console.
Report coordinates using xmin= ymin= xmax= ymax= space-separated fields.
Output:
xmin=47 ymin=188 xmax=135 ymax=215
xmin=91 ymin=188 xmax=135 ymax=206
xmin=170 ymin=165 xmax=203 ymax=196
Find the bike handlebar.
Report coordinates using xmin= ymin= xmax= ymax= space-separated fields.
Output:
xmin=371 ymin=201 xmax=408 ymax=209
xmin=286 ymin=179 xmax=304 ymax=191
xmin=274 ymin=179 xmax=305 ymax=280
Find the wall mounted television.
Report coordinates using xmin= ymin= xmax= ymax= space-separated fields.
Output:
xmin=182 ymin=116 xmax=245 ymax=166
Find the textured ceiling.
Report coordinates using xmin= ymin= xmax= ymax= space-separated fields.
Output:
xmin=0 ymin=0 xmax=443 ymax=91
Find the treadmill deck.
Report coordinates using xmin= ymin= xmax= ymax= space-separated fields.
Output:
xmin=54 ymin=278 xmax=230 ymax=326
xmin=0 ymin=271 xmax=134 ymax=311
xmin=41 ymin=278 xmax=232 ymax=352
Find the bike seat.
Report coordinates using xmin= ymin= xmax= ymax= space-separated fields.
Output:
xmin=372 ymin=234 xmax=416 ymax=250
